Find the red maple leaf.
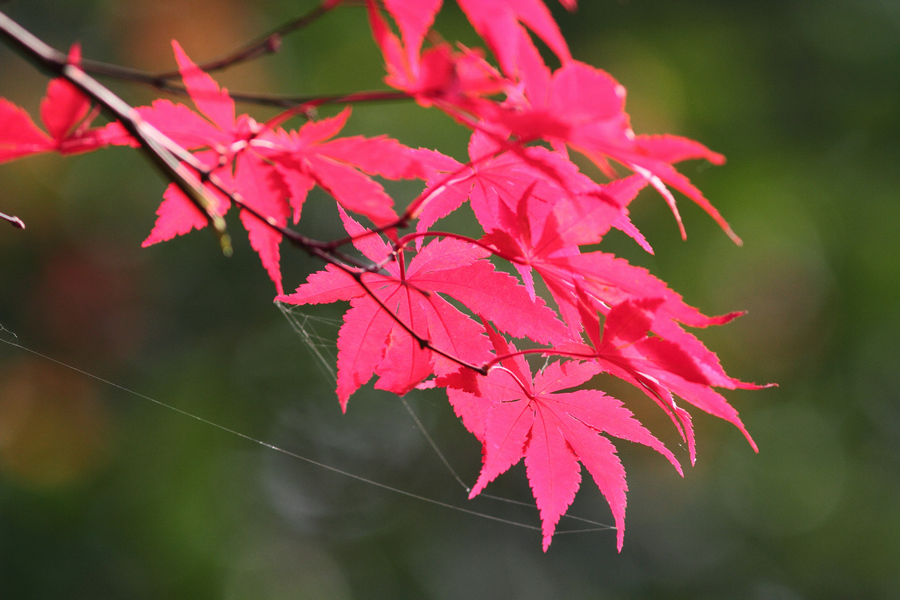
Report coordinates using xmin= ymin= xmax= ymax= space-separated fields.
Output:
xmin=370 ymin=0 xmax=573 ymax=102
xmin=556 ymin=294 xmax=763 ymax=463
xmin=277 ymin=208 xmax=568 ymax=409
xmin=137 ymin=41 xmax=296 ymax=291
xmin=412 ymin=130 xmax=561 ymax=235
xmin=367 ymin=0 xmax=508 ymax=119
xmin=0 ymin=45 xmax=125 ymax=163
xmin=455 ymin=0 xmax=575 ymax=77
xmin=478 ymin=36 xmax=737 ymax=242
xmin=478 ymin=171 xmax=650 ymax=305
xmin=139 ymin=42 xmax=443 ymax=293
xmin=411 ymin=130 xmax=646 ymax=248
xmin=442 ymin=320 xmax=680 ymax=551
xmin=133 ymin=40 xmax=242 ymax=153
xmin=141 ymin=150 xmax=234 ymax=248
xmin=486 ymin=198 xmax=741 ymax=335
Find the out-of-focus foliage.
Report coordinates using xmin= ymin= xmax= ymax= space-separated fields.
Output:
xmin=1 ymin=0 xmax=899 ymax=598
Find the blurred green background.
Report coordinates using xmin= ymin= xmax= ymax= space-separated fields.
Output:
xmin=1 ymin=0 xmax=899 ymax=598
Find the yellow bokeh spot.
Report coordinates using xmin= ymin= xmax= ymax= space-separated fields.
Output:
xmin=0 ymin=358 xmax=111 ymax=488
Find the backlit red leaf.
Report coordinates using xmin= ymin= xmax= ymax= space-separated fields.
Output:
xmin=445 ymin=323 xmax=679 ymax=551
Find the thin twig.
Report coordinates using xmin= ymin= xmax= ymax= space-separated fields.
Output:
xmin=1 ymin=211 xmax=25 ymax=229
xmin=79 ymin=3 xmax=332 ymax=85
xmin=155 ymin=3 xmax=333 ymax=80
xmin=75 ymin=3 xmax=413 ymax=110
xmin=349 ymin=270 xmax=489 ymax=375
xmin=81 ymin=60 xmax=412 ymax=109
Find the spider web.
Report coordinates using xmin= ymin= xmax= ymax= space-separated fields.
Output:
xmin=273 ymin=301 xmax=613 ymax=535
xmin=276 ymin=301 xmax=341 ymax=384
xmin=0 ymin=310 xmax=612 ymax=539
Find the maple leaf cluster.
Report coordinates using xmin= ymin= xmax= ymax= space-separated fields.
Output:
xmin=0 ymin=0 xmax=770 ymax=551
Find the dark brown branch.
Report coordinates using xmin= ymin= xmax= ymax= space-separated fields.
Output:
xmin=0 ymin=10 xmax=233 ymax=252
xmin=77 ymin=63 xmax=413 ymax=109
xmin=482 ymin=347 xmax=597 ymax=372
xmin=72 ymin=3 xmax=413 ymax=110
xmin=154 ymin=3 xmax=334 ymax=81
xmin=78 ymin=3 xmax=332 ymax=87
xmin=0 ymin=10 xmax=490 ymax=379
